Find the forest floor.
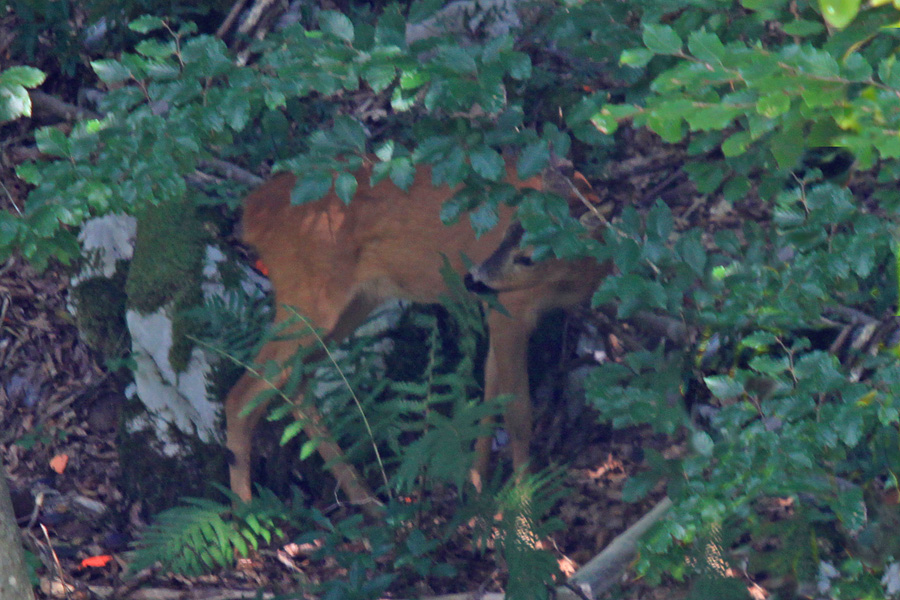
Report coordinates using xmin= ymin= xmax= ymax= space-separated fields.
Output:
xmin=0 ymin=238 xmax=686 ymax=599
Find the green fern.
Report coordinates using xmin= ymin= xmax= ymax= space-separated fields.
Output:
xmin=184 ymin=289 xmax=271 ymax=366
xmin=131 ymin=488 xmax=290 ymax=575
xmin=470 ymin=470 xmax=568 ymax=600
xmin=377 ymin=268 xmax=503 ymax=493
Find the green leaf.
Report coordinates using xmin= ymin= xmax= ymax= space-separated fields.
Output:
xmin=619 ymin=48 xmax=654 ymax=68
xmin=399 ymin=68 xmax=428 ymax=90
xmin=692 ymin=430 xmax=714 ymax=456
xmin=440 ymin=193 xmax=468 ymax=225
xmin=612 ymin=237 xmax=641 ymax=274
xmin=507 ymin=52 xmax=531 ymax=80
xmin=834 ymin=406 xmax=864 ymax=448
xmin=646 ymin=112 xmax=684 ymax=143
xmin=263 ymin=88 xmax=286 ymax=109
xmin=622 ymin=470 xmax=660 ymax=502
xmin=771 ymin=124 xmax=805 ymax=169
xmin=687 ymin=31 xmax=725 ymax=63
xmin=873 ymin=131 xmax=900 ymax=159
xmin=91 ymin=59 xmax=132 ymax=84
xmin=280 ymin=420 xmax=303 ymax=445
xmin=723 ymin=176 xmax=751 ymax=202
xmin=646 ymin=199 xmax=673 ymax=241
xmin=320 ymin=11 xmax=355 ymax=42
xmin=847 ymin=235 xmax=875 ymax=276
xmin=34 ymin=127 xmax=69 ymax=157
xmin=676 ymin=232 xmax=706 ymax=276
xmin=431 ymin=146 xmax=466 ymax=186
xmin=781 ymin=19 xmax=825 ymax=36
xmin=609 ymin=275 xmax=668 ymax=317
xmin=363 ymin=63 xmax=396 ymax=92
xmin=0 ymin=66 xmax=46 ymax=88
xmin=335 ymin=172 xmax=358 ymax=204
xmin=704 ymin=375 xmax=744 ymax=399
xmin=722 ymin=131 xmax=751 ymax=157
xmin=0 ymin=213 xmax=21 ymax=247
xmin=740 ymin=331 xmax=778 ymax=350
xmin=748 ymin=355 xmax=789 ymax=375
xmin=290 ymin=171 xmax=333 ymax=204
xmin=642 ymin=24 xmax=683 ymax=55
xmin=374 ymin=140 xmax=396 ymax=162
xmin=389 ymin=158 xmax=415 ymax=190
xmin=590 ymin=111 xmax=619 ymax=135
xmin=684 ymin=105 xmax=741 ymax=132
xmin=435 ymin=46 xmax=477 ymax=73
xmin=829 ymin=484 xmax=866 ymax=531
xmin=741 ymin=0 xmax=784 ymax=8
xmin=375 ymin=5 xmax=406 ymax=47
xmin=517 ymin=142 xmax=550 ymax=179
xmin=470 ymin=146 xmax=505 ymax=181
xmin=391 ymin=87 xmax=416 ymax=111
xmin=878 ymin=56 xmax=900 ymax=88
xmin=0 ymin=85 xmax=30 ymax=122
xmin=843 ymin=53 xmax=872 ymax=82
xmin=819 ymin=0 xmax=860 ymax=28
xmin=756 ymin=93 xmax=790 ymax=118
xmin=219 ymin=92 xmax=250 ymax=131
xmin=469 ymin=202 xmax=499 ymax=237
xmin=15 ymin=162 xmax=39 ymax=184
xmin=136 ymin=39 xmax=176 ymax=60
xmin=129 ymin=15 xmax=166 ymax=33
xmin=333 ymin=115 xmax=366 ymax=151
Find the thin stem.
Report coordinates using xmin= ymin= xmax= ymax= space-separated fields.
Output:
xmin=285 ymin=307 xmax=392 ymax=499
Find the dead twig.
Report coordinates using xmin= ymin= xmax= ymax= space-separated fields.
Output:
xmin=216 ymin=0 xmax=250 ymax=38
xmin=198 ymin=158 xmax=264 ymax=187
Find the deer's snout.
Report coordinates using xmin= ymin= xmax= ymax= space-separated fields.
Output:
xmin=464 ymin=272 xmax=497 ymax=295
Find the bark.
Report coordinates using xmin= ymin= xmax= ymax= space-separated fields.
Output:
xmin=0 ymin=469 xmax=35 ymax=600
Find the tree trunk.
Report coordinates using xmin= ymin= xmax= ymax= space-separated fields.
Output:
xmin=0 ymin=469 xmax=35 ymax=600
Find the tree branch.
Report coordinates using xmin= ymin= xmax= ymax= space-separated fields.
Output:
xmin=28 ymin=91 xmax=100 ymax=121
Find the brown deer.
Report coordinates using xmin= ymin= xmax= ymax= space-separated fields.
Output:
xmin=225 ymin=158 xmax=608 ymax=512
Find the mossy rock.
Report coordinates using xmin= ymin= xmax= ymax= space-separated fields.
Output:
xmin=125 ymin=196 xmax=207 ymax=373
xmin=118 ymin=424 xmax=228 ymax=513
xmin=70 ymin=266 xmax=131 ymax=360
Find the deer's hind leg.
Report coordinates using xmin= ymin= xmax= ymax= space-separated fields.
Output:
xmin=226 ymin=288 xmax=384 ymax=516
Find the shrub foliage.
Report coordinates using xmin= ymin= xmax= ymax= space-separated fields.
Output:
xmin=5 ymin=0 xmax=900 ymax=596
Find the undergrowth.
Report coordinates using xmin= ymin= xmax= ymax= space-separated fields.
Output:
xmin=133 ymin=266 xmax=564 ymax=599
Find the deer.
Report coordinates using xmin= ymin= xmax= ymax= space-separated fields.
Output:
xmin=225 ymin=157 xmax=609 ymax=514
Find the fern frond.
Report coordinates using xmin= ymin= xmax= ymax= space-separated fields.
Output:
xmin=132 ymin=492 xmax=293 ymax=576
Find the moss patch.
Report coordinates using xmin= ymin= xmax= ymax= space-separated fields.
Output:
xmin=70 ymin=266 xmax=131 ymax=360
xmin=125 ymin=196 xmax=207 ymax=372
xmin=118 ymin=423 xmax=227 ymax=513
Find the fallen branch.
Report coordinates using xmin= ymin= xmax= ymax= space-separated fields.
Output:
xmin=564 ymin=496 xmax=672 ymax=598
xmin=419 ymin=496 xmax=673 ymax=600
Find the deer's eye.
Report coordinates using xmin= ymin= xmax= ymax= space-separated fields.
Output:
xmin=513 ymin=255 xmax=534 ymax=267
